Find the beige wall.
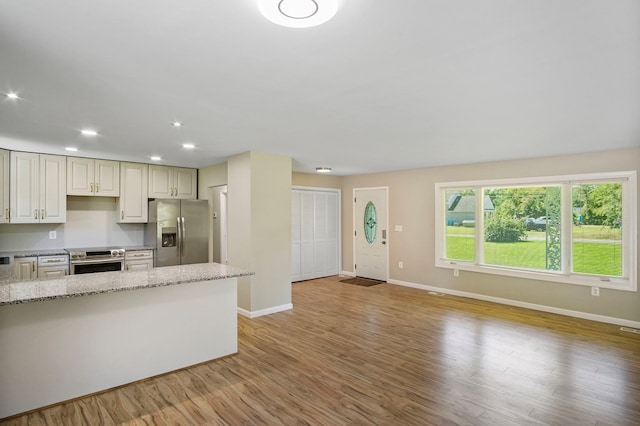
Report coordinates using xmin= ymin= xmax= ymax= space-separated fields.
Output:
xmin=292 ymin=172 xmax=342 ymax=189
xmin=341 ymin=148 xmax=640 ymax=322
xmin=198 ymin=162 xmax=228 ymax=199
xmin=227 ymin=152 xmax=292 ymax=313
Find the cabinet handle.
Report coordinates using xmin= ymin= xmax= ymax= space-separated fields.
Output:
xmin=32 ymin=263 xmax=36 ymax=273
xmin=34 ymin=209 xmax=38 ymax=220
xmin=4 ymin=208 xmax=8 ymax=219
xmin=90 ymin=183 xmax=94 ymax=193
xmin=121 ymin=211 xmax=124 ymax=220
xmin=41 ymin=209 xmax=46 ymax=220
xmin=96 ymin=183 xmax=99 ymax=193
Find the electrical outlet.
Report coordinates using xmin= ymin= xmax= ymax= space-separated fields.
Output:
xmin=591 ymin=287 xmax=600 ymax=296
xmin=398 ymin=261 xmax=404 ymax=269
xmin=49 ymin=231 xmax=56 ymax=239
xmin=454 ymin=269 xmax=459 ymax=277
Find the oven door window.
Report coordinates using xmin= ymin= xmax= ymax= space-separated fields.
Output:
xmin=72 ymin=261 xmax=123 ymax=275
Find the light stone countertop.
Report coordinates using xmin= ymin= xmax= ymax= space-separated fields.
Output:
xmin=0 ymin=249 xmax=69 ymax=258
xmin=0 ymin=263 xmax=253 ymax=306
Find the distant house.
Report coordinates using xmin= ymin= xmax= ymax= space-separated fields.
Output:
xmin=446 ymin=194 xmax=495 ymax=226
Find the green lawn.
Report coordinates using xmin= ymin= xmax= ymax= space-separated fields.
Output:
xmin=445 ymin=226 xmax=622 ymax=276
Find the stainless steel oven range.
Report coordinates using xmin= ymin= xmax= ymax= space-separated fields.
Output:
xmin=67 ymin=248 xmax=125 ymax=275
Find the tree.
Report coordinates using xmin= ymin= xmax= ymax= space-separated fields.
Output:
xmin=590 ymin=183 xmax=622 ymax=227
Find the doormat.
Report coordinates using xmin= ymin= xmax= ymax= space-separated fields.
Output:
xmin=340 ymin=277 xmax=385 ymax=287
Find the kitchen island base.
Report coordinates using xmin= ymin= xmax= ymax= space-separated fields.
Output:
xmin=0 ymin=277 xmax=237 ymax=419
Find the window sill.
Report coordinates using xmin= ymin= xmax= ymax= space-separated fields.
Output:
xmin=437 ymin=259 xmax=636 ymax=292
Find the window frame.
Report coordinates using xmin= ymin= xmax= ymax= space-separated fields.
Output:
xmin=435 ymin=171 xmax=637 ymax=292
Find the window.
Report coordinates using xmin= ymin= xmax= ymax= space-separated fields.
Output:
xmin=435 ymin=171 xmax=636 ymax=291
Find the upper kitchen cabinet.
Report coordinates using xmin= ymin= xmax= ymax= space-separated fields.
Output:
xmin=117 ymin=162 xmax=148 ymax=223
xmin=9 ymin=152 xmax=66 ymax=224
xmin=0 ymin=149 xmax=8 ymax=223
xmin=67 ymin=157 xmax=119 ymax=197
xmin=148 ymin=165 xmax=197 ymax=200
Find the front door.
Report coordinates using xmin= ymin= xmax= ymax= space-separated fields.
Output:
xmin=354 ymin=188 xmax=388 ymax=281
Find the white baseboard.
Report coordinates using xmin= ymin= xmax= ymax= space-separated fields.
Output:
xmin=238 ymin=303 xmax=293 ymax=319
xmin=387 ymin=278 xmax=640 ymax=329
xmin=340 ymin=270 xmax=355 ymax=277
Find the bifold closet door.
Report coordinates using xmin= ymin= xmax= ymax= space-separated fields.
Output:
xmin=292 ymin=190 xmax=339 ymax=282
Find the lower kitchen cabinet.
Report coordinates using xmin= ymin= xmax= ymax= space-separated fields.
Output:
xmin=125 ymin=250 xmax=153 ymax=271
xmin=15 ymin=257 xmax=37 ymax=280
xmin=37 ymin=255 xmax=69 ymax=279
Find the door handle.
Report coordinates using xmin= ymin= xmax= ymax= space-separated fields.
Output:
xmin=181 ymin=217 xmax=186 ymax=257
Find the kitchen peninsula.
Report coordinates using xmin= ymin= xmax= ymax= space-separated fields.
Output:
xmin=0 ymin=262 xmax=253 ymax=419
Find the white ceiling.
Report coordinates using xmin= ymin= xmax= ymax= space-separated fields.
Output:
xmin=1 ymin=0 xmax=639 ymax=175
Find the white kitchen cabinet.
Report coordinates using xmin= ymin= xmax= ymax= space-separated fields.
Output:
xmin=15 ymin=257 xmax=37 ymax=280
xmin=37 ymin=255 xmax=69 ymax=279
xmin=148 ymin=165 xmax=197 ymax=200
xmin=9 ymin=152 xmax=66 ymax=224
xmin=67 ymin=157 xmax=119 ymax=197
xmin=0 ymin=149 xmax=8 ymax=223
xmin=117 ymin=162 xmax=148 ymax=223
xmin=125 ymin=249 xmax=154 ymax=271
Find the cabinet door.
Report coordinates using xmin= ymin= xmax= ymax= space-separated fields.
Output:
xmin=39 ymin=155 xmax=66 ymax=223
xmin=125 ymin=260 xmax=153 ymax=271
xmin=0 ymin=149 xmax=8 ymax=223
xmin=67 ymin=157 xmax=94 ymax=196
xmin=118 ymin=162 xmax=148 ymax=223
xmin=15 ymin=257 xmax=37 ymax=280
xmin=38 ymin=267 xmax=68 ymax=279
xmin=174 ymin=167 xmax=197 ymax=200
xmin=148 ymin=165 xmax=173 ymax=199
xmin=9 ymin=152 xmax=39 ymax=223
xmin=95 ymin=160 xmax=120 ymax=197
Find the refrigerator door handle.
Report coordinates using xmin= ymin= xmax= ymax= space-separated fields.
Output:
xmin=177 ymin=217 xmax=182 ymax=257
xmin=181 ymin=216 xmax=186 ymax=258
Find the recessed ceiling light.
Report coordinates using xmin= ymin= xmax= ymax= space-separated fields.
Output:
xmin=6 ymin=92 xmax=19 ymax=100
xmin=258 ymin=0 xmax=339 ymax=28
xmin=65 ymin=147 xmax=79 ymax=152
xmin=150 ymin=156 xmax=162 ymax=161
xmin=316 ymin=167 xmax=332 ymax=173
xmin=182 ymin=143 xmax=195 ymax=149
xmin=80 ymin=129 xmax=98 ymax=137
xmin=172 ymin=121 xmax=183 ymax=127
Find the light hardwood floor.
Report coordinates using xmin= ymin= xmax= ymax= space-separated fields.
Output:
xmin=3 ymin=276 xmax=640 ymax=425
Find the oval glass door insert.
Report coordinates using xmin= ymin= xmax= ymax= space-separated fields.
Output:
xmin=364 ymin=201 xmax=377 ymax=244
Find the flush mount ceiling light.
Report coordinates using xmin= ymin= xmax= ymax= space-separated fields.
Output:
xmin=182 ymin=143 xmax=195 ymax=149
xmin=150 ymin=156 xmax=162 ymax=161
xmin=316 ymin=167 xmax=332 ymax=173
xmin=5 ymin=92 xmax=19 ymax=100
xmin=65 ymin=147 xmax=78 ymax=152
xmin=80 ymin=129 xmax=98 ymax=137
xmin=258 ymin=0 xmax=339 ymax=28
xmin=171 ymin=121 xmax=183 ymax=127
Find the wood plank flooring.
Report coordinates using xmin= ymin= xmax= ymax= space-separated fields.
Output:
xmin=2 ymin=276 xmax=640 ymax=425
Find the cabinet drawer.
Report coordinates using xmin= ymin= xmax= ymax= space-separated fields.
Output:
xmin=38 ymin=255 xmax=69 ymax=266
xmin=125 ymin=250 xmax=153 ymax=260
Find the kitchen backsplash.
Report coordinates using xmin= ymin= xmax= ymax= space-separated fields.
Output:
xmin=0 ymin=196 xmax=144 ymax=251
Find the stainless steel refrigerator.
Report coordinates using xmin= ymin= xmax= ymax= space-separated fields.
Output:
xmin=145 ymin=199 xmax=209 ymax=267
